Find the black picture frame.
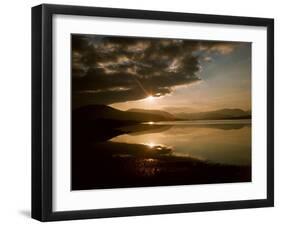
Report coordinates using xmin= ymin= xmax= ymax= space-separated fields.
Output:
xmin=32 ymin=4 xmax=274 ymax=222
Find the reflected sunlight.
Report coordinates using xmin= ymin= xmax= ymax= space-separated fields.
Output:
xmin=146 ymin=142 xmax=156 ymax=148
xmin=144 ymin=158 xmax=158 ymax=163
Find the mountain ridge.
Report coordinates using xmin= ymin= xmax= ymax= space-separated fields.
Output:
xmin=127 ymin=108 xmax=176 ymax=120
xmin=73 ymin=104 xmax=174 ymax=123
xmin=175 ymin=108 xmax=251 ymax=120
xmin=73 ymin=105 xmax=251 ymax=124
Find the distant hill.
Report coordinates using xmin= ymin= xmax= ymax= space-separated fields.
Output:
xmin=127 ymin=108 xmax=176 ymax=120
xmin=163 ymin=106 xmax=196 ymax=114
xmin=175 ymin=108 xmax=251 ymax=120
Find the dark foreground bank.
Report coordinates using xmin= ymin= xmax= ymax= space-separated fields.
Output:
xmin=72 ymin=140 xmax=251 ymax=190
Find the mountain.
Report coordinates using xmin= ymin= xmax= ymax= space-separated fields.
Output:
xmin=163 ymin=106 xmax=196 ymax=114
xmin=73 ymin=105 xmax=251 ymax=129
xmin=175 ymin=108 xmax=251 ymax=120
xmin=73 ymin=105 xmax=174 ymax=124
xmin=127 ymin=108 xmax=176 ymax=120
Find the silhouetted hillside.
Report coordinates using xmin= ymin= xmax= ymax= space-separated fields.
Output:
xmin=73 ymin=105 xmax=173 ymax=124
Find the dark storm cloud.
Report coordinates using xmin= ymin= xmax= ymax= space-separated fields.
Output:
xmin=72 ymin=34 xmax=238 ymax=108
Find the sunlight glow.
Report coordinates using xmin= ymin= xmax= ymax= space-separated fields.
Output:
xmin=148 ymin=121 xmax=154 ymax=125
xmin=146 ymin=142 xmax=156 ymax=148
xmin=146 ymin=95 xmax=155 ymax=101
xmin=144 ymin=158 xmax=157 ymax=163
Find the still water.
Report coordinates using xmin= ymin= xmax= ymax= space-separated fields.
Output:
xmin=110 ymin=119 xmax=251 ymax=166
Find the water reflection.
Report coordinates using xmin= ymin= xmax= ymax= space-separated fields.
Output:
xmin=72 ymin=119 xmax=251 ymax=190
xmin=111 ymin=120 xmax=251 ymax=166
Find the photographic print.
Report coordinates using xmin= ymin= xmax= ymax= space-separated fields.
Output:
xmin=32 ymin=4 xmax=273 ymax=221
xmin=71 ymin=34 xmax=252 ymax=190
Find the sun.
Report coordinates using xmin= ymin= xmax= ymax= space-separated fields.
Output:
xmin=146 ymin=95 xmax=155 ymax=101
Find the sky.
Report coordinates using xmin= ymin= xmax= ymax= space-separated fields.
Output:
xmin=72 ymin=34 xmax=251 ymax=113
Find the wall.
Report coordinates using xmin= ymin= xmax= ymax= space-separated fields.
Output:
xmin=0 ymin=0 xmax=279 ymax=225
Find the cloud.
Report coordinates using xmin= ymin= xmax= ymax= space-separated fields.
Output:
xmin=72 ymin=35 xmax=238 ymax=108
